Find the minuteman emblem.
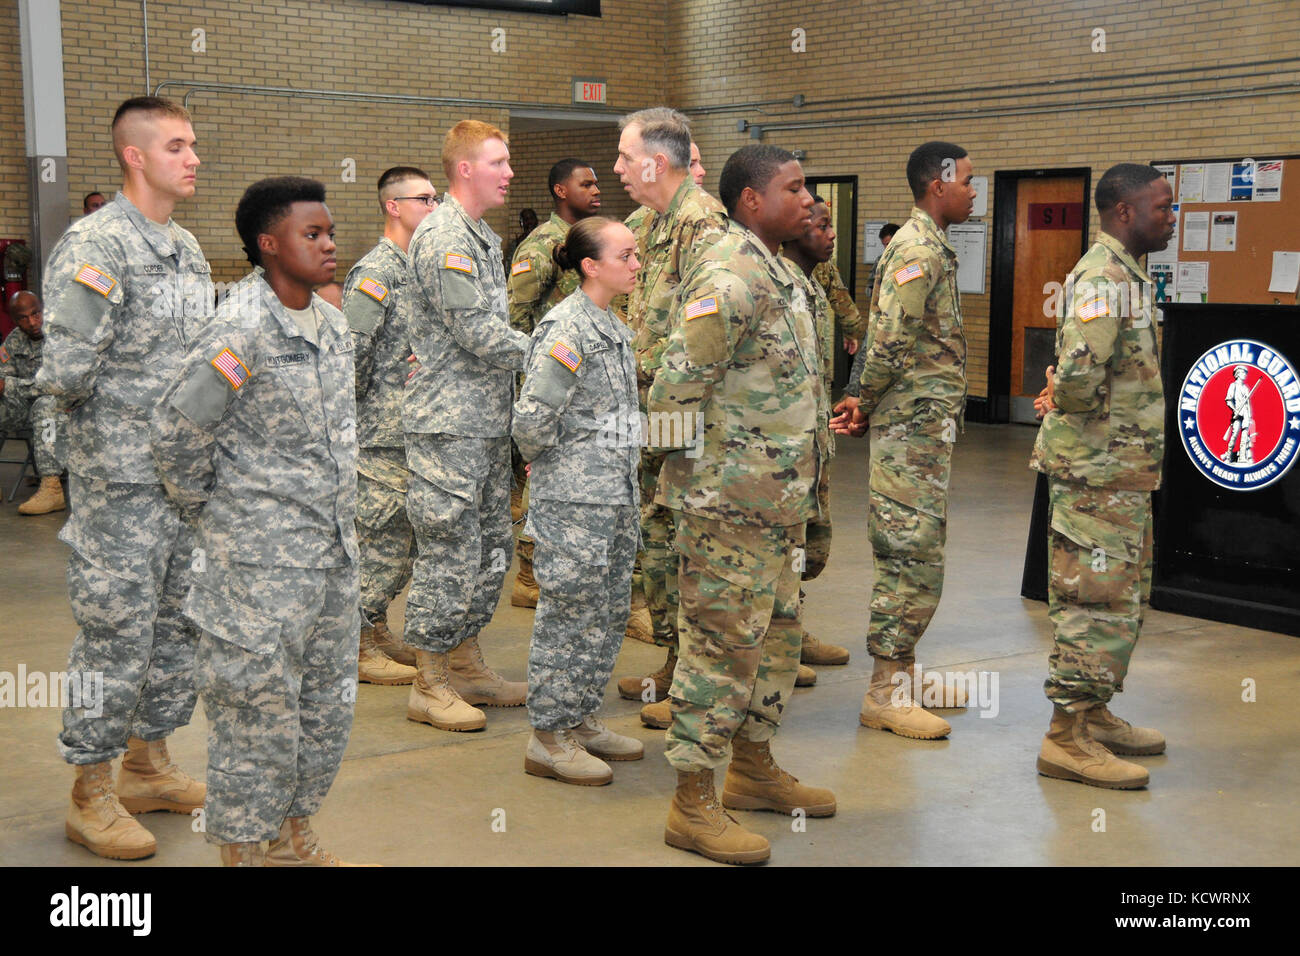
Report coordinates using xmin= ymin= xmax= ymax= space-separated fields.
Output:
xmin=1178 ymin=338 xmax=1300 ymax=491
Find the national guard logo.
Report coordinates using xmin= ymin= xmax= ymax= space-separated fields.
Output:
xmin=1178 ymin=338 xmax=1300 ymax=491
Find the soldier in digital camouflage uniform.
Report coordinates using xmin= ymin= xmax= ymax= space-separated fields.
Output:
xmin=345 ymin=166 xmax=438 ymax=687
xmin=506 ymin=159 xmax=602 ymax=611
xmin=611 ymin=109 xmax=732 ymax=727
xmin=652 ymin=145 xmax=835 ymax=867
xmin=1 ymin=291 xmax=68 ymax=514
xmin=153 ymin=177 xmax=366 ymax=866
xmin=1031 ymin=163 xmax=1174 ymax=790
xmin=36 ymin=97 xmax=209 ymax=862
xmin=832 ymin=142 xmax=978 ymax=741
xmin=403 ymin=121 xmax=530 ymax=733
xmin=514 ymin=216 xmax=645 ymax=786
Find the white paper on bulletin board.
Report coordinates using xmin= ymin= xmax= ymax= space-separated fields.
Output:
xmin=946 ymin=222 xmax=987 ymax=294
xmin=862 ymin=221 xmax=887 ymax=263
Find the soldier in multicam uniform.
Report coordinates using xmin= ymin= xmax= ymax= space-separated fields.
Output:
xmin=153 ymin=177 xmax=366 ymax=866
xmin=36 ymin=97 xmax=209 ymax=861
xmin=845 ymin=222 xmax=900 ymax=400
xmin=1 ymin=291 xmax=68 ymax=514
xmin=403 ymin=121 xmax=530 ymax=733
xmin=344 ymin=166 xmax=438 ymax=687
xmin=513 ymin=216 xmax=645 ymax=786
xmin=831 ymin=141 xmax=978 ymax=740
xmin=506 ymin=158 xmax=602 ymax=610
xmin=1031 ymin=163 xmax=1173 ymax=790
xmin=780 ymin=199 xmax=854 ymax=672
xmin=810 ymin=258 xmax=867 ymax=350
xmin=652 ymin=145 xmax=835 ymax=866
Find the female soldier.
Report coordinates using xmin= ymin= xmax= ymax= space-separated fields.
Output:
xmin=513 ymin=216 xmax=644 ymax=785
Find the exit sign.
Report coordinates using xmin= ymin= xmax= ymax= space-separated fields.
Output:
xmin=573 ymin=78 xmax=607 ymax=105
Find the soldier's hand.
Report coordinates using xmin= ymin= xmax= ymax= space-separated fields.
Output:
xmin=406 ymin=353 xmax=420 ymax=381
xmin=525 ymin=463 xmax=531 ymax=478
xmin=830 ymin=394 xmax=867 ymax=436
xmin=1033 ymin=365 xmax=1056 ymax=419
xmin=843 ymin=336 xmax=860 ymax=356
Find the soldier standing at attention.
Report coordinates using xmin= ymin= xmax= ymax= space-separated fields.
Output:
xmin=37 ymin=96 xmax=210 ymax=861
xmin=506 ymin=158 xmax=602 ymax=610
xmin=780 ymin=199 xmax=853 ymax=671
xmin=831 ymin=141 xmax=977 ymax=740
xmin=652 ymin=145 xmax=834 ymax=866
xmin=810 ymin=252 xmax=867 ymax=356
xmin=514 ymin=216 xmax=645 ymax=785
xmin=344 ymin=166 xmax=438 ymax=687
xmin=154 ymin=177 xmax=365 ymax=866
xmin=1 ymin=291 xmax=68 ymax=514
xmin=610 ymin=108 xmax=731 ymax=728
xmin=1031 ymin=163 xmax=1173 ymax=790
xmin=403 ymin=121 xmax=530 ymax=733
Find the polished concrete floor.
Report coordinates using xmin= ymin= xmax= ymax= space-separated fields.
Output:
xmin=1 ymin=424 xmax=1297 ymax=867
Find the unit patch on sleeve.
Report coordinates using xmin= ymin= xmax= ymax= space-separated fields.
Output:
xmin=74 ymin=264 xmax=117 ymax=297
xmin=549 ymin=340 xmax=582 ymax=372
xmin=211 ymin=348 xmax=250 ymax=390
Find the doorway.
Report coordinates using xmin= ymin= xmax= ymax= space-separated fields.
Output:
xmin=805 ymin=175 xmax=859 ymax=388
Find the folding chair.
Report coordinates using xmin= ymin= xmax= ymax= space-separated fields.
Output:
xmin=0 ymin=428 xmax=37 ymax=502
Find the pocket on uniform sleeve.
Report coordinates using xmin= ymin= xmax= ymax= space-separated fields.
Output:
xmin=184 ymin=580 xmax=282 ymax=656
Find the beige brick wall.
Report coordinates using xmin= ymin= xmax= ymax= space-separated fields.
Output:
xmin=0 ymin=0 xmax=28 ymax=240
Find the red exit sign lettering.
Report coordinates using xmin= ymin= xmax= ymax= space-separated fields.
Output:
xmin=573 ymin=78 xmax=607 ymax=105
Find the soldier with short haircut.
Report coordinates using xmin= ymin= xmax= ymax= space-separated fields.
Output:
xmin=831 ymin=141 xmax=978 ymax=740
xmin=345 ymin=165 xmax=438 ymax=687
xmin=1031 ymin=162 xmax=1173 ymax=790
xmin=37 ymin=96 xmax=210 ymax=861
xmin=0 ymin=291 xmax=68 ymax=514
xmin=652 ymin=144 xmax=834 ymax=866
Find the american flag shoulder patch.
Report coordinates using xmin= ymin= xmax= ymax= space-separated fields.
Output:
xmin=74 ymin=264 xmax=117 ymax=297
xmin=0 ymin=346 xmax=9 ymax=363
xmin=358 ymin=277 xmax=387 ymax=302
xmin=1078 ymin=296 xmax=1111 ymax=322
xmin=511 ymin=260 xmax=532 ymax=276
xmin=211 ymin=348 xmax=250 ymax=390
xmin=444 ymin=253 xmax=473 ymax=273
xmin=684 ymin=296 xmax=719 ymax=321
xmin=549 ymin=340 xmax=582 ymax=373
xmin=893 ymin=262 xmax=925 ymax=286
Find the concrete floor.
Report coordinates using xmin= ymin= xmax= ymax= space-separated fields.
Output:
xmin=1 ymin=423 xmax=1297 ymax=867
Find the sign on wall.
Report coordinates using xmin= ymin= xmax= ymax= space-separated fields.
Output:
xmin=572 ymin=78 xmax=607 ymax=105
xmin=387 ymin=1 xmax=601 ymax=15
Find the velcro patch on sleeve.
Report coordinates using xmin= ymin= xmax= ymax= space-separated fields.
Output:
xmin=893 ymin=262 xmax=925 ymax=286
xmin=684 ymin=296 xmax=719 ymax=321
xmin=211 ymin=348 xmax=250 ymax=390
xmin=74 ymin=263 xmax=118 ymax=297
xmin=511 ymin=260 xmax=532 ymax=276
xmin=444 ymin=253 xmax=474 ymax=273
xmin=357 ymin=277 xmax=388 ymax=302
xmin=0 ymin=346 xmax=9 ymax=364
xmin=1078 ymin=296 xmax=1111 ymax=322
xmin=549 ymin=340 xmax=582 ymax=372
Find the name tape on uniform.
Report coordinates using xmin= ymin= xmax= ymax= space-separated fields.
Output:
xmin=684 ymin=296 xmax=719 ymax=321
xmin=74 ymin=264 xmax=117 ymax=297
xmin=549 ymin=340 xmax=582 ymax=372
xmin=357 ymin=277 xmax=388 ymax=302
xmin=893 ymin=263 xmax=925 ymax=286
xmin=211 ymin=348 xmax=250 ymax=390
xmin=511 ymin=260 xmax=532 ymax=276
xmin=444 ymin=253 xmax=473 ymax=274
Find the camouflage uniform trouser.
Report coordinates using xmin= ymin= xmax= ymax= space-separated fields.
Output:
xmin=187 ymin=559 xmax=359 ymax=844
xmin=800 ymin=467 xmax=832 ymax=606
xmin=0 ymin=392 xmax=67 ymax=476
xmin=510 ymin=441 xmax=533 ymax=565
xmin=665 ymin=511 xmax=805 ymax=772
xmin=405 ymin=433 xmax=512 ymax=652
xmin=640 ymin=449 xmax=678 ymax=649
xmin=525 ymin=501 xmax=639 ymax=730
xmin=1044 ymin=478 xmax=1152 ymax=711
xmin=356 ymin=448 xmax=415 ymax=623
xmin=867 ymin=417 xmax=953 ymax=661
xmin=57 ymin=477 xmax=198 ymax=765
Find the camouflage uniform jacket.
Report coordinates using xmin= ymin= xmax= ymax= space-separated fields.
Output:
xmin=628 ymin=178 xmax=728 ymax=396
xmin=610 ymin=205 xmax=655 ymax=324
xmin=812 ymin=258 xmax=866 ymax=341
xmin=507 ymin=212 xmax=580 ymax=335
xmin=151 ymin=272 xmax=358 ymax=568
xmin=35 ymin=191 xmax=213 ymax=482
xmin=513 ymin=288 xmax=639 ymax=506
xmin=856 ymin=206 xmax=965 ymax=425
xmin=1031 ymin=231 xmax=1165 ymax=491
xmin=0 ymin=327 xmax=43 ymax=400
xmin=650 ymin=218 xmax=826 ymax=527
xmin=345 ymin=237 xmax=411 ymax=454
xmin=404 ymin=193 xmax=528 ymax=438
xmin=781 ymin=254 xmax=836 ymax=459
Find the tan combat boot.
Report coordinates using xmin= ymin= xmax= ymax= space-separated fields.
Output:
xmin=66 ymin=762 xmax=157 ymax=860
xmin=795 ymin=663 xmax=817 ymax=687
xmin=904 ymin=660 xmax=970 ymax=709
xmin=722 ymin=736 xmax=837 ymax=816
xmin=1085 ymin=704 xmax=1166 ymax=756
xmin=266 ymin=816 xmax=378 ymax=866
xmin=617 ymin=646 xmax=677 ymax=701
xmin=219 ymin=842 xmax=265 ymax=867
xmin=447 ymin=635 xmax=527 ymax=706
xmin=117 ymin=736 xmax=206 ymax=813
xmin=407 ymin=650 xmax=487 ymax=731
xmin=665 ymin=769 xmax=770 ymax=865
xmin=524 ymin=728 xmax=614 ymax=786
xmin=1036 ymin=707 xmax=1150 ymax=789
xmin=640 ymin=697 xmax=673 ymax=729
xmin=18 ymin=475 xmax=66 ymax=515
xmin=800 ymin=629 xmax=850 ymax=666
xmin=357 ymin=622 xmax=417 ymax=685
xmin=571 ymin=714 xmax=644 ymax=761
xmin=624 ymin=590 xmax=654 ymax=645
xmin=511 ymin=553 xmax=540 ymax=608
xmin=858 ymin=656 xmax=951 ymax=739
xmin=371 ymin=617 xmax=417 ymax=668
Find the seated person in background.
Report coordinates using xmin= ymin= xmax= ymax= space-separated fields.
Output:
xmin=1 ymin=291 xmax=68 ymax=514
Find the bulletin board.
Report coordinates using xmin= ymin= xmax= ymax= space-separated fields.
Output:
xmin=1150 ymin=154 xmax=1300 ymax=306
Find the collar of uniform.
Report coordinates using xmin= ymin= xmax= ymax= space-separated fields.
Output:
xmin=378 ymin=235 xmax=408 ymax=264
xmin=575 ymin=286 xmax=622 ymax=340
xmin=1096 ymin=231 xmax=1151 ymax=282
xmin=256 ymin=272 xmax=321 ymax=346
xmin=647 ymin=177 xmax=696 ymax=243
xmin=112 ymin=191 xmax=179 ymax=259
xmin=547 ymin=211 xmax=571 ymax=235
xmin=909 ymin=206 xmax=956 ymax=257
xmin=730 ymin=218 xmax=797 ymax=289
xmin=443 ymin=194 xmax=499 ymax=251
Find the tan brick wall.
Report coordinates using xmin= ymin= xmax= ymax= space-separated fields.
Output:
xmin=505 ymin=123 xmax=638 ymax=238
xmin=670 ymin=0 xmax=1300 ymax=402
xmin=0 ymin=0 xmax=29 ymax=240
